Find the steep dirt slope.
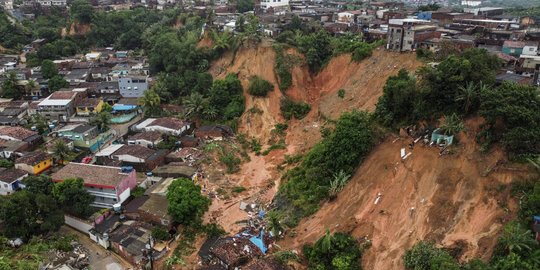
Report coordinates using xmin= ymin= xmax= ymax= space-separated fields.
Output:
xmin=278 ymin=119 xmax=530 ymax=269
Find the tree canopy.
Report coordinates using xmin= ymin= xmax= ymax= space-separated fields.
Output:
xmin=52 ymin=178 xmax=94 ymax=218
xmin=167 ymin=178 xmax=211 ymax=226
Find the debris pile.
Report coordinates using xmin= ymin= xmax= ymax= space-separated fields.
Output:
xmin=41 ymin=241 xmax=90 ymax=270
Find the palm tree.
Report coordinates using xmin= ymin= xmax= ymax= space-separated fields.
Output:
xmin=329 ymin=170 xmax=351 ymax=200
xmin=211 ymin=29 xmax=231 ymax=52
xmin=439 ymin=113 xmax=464 ymax=136
xmin=456 ymin=82 xmax=477 ymax=114
xmin=203 ymin=105 xmax=219 ymax=120
xmin=183 ymin=92 xmax=208 ymax=119
xmin=499 ymin=222 xmax=537 ymax=255
xmin=267 ymin=211 xmax=285 ymax=238
xmin=52 ymin=140 xmax=70 ymax=164
xmin=139 ymin=89 xmax=161 ymax=117
xmin=91 ymin=111 xmax=112 ymax=132
xmin=320 ymin=229 xmax=334 ymax=253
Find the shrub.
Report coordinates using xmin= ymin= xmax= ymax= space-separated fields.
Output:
xmin=220 ymin=152 xmax=241 ymax=173
xmin=280 ymin=97 xmax=311 ymax=120
xmin=248 ymin=76 xmax=274 ymax=97
xmin=232 ymin=186 xmax=246 ymax=193
xmin=403 ymin=241 xmax=459 ymax=270
xmin=132 ymin=186 xmax=145 ymax=197
xmin=203 ymin=223 xmax=226 ymax=238
xmin=304 ymin=231 xmax=362 ymax=270
xmin=338 ymin=89 xmax=346 ymax=99
xmin=276 ymin=110 xmax=375 ymax=222
xmin=274 ymin=123 xmax=288 ymax=136
xmin=152 ymin=226 xmax=171 ymax=241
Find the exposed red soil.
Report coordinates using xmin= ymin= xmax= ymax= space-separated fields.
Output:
xmin=278 ymin=119 xmax=530 ymax=269
xmin=196 ymin=42 xmax=529 ymax=270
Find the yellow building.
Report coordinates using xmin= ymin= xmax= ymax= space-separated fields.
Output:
xmin=15 ymin=151 xmax=53 ymax=175
xmin=76 ymin=98 xmax=104 ymax=116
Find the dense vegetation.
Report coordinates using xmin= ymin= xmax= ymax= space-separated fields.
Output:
xmin=304 ymin=231 xmax=364 ymax=270
xmin=0 ymin=235 xmax=77 ymax=269
xmin=280 ymin=97 xmax=311 ymax=120
xmin=275 ymin=17 xmax=381 ymax=73
xmin=0 ymin=175 xmax=93 ymax=239
xmin=275 ymin=111 xmax=375 ymax=225
xmin=376 ymin=48 xmax=540 ymax=158
xmin=248 ymin=75 xmax=274 ymax=97
xmin=167 ymin=178 xmax=211 ymax=227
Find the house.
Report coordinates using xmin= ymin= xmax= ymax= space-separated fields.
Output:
xmin=127 ymin=131 xmax=163 ymax=148
xmin=134 ymin=117 xmax=192 ymax=136
xmin=108 ymin=221 xmax=155 ymax=266
xmin=64 ymin=69 xmax=90 ymax=83
xmin=96 ymin=144 xmax=167 ymax=171
xmin=502 ymin=41 xmax=538 ymax=57
xmin=463 ymin=7 xmax=504 ymax=18
xmin=0 ymin=168 xmax=28 ymax=195
xmin=431 ymin=12 xmax=473 ymax=27
xmin=51 ymin=163 xmax=137 ymax=208
xmin=37 ymin=90 xmax=81 ymax=122
xmin=124 ymin=177 xmax=174 ymax=226
xmin=57 ymin=124 xmax=115 ymax=152
xmin=194 ymin=125 xmax=234 ymax=140
xmin=202 ymin=237 xmax=263 ymax=269
xmin=118 ymin=76 xmax=149 ymax=98
xmin=76 ymin=98 xmax=104 ymax=116
xmin=0 ymin=126 xmax=42 ymax=149
xmin=0 ymin=139 xmax=27 ymax=159
xmin=387 ymin=19 xmax=440 ymax=52
xmin=259 ymin=0 xmax=289 ymax=11
xmin=430 ymin=128 xmax=454 ymax=146
xmin=15 ymin=151 xmax=52 ymax=175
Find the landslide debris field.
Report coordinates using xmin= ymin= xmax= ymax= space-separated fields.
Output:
xmin=194 ymin=42 xmax=530 ymax=269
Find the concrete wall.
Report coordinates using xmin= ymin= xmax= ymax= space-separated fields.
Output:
xmin=65 ymin=215 xmax=93 ymax=234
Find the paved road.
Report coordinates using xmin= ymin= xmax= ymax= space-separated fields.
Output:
xmin=60 ymin=226 xmax=133 ymax=270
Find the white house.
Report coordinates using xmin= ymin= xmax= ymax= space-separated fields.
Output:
xmin=0 ymin=168 xmax=28 ymax=195
xmin=522 ymin=45 xmax=539 ymax=56
xmin=134 ymin=117 xmax=191 ymax=136
xmin=260 ymin=0 xmax=289 ymax=10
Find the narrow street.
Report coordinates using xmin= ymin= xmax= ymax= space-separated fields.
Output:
xmin=60 ymin=226 xmax=133 ymax=270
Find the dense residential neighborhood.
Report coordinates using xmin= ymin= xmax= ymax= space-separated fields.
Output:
xmin=0 ymin=0 xmax=540 ymax=269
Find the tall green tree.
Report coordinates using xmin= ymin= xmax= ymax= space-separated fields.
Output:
xmin=53 ymin=178 xmax=94 ymax=218
xmin=304 ymin=231 xmax=362 ymax=270
xmin=41 ymin=60 xmax=58 ymax=79
xmin=236 ymin=0 xmax=254 ymax=13
xmin=375 ymin=69 xmax=419 ymax=126
xmin=52 ymin=140 xmax=71 ymax=164
xmin=70 ymin=0 xmax=94 ymax=24
xmin=1 ymin=72 xmax=21 ymax=99
xmin=479 ymin=82 xmax=540 ymax=156
xmin=139 ymin=89 xmax=161 ymax=117
xmin=166 ymin=178 xmax=210 ymax=226
xmin=91 ymin=111 xmax=112 ymax=132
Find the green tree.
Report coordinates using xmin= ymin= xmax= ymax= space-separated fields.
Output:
xmin=0 ymin=190 xmax=63 ymax=238
xmin=0 ymin=159 xmax=13 ymax=168
xmin=53 ymin=178 xmax=94 ymax=218
xmin=183 ymin=92 xmax=208 ymax=119
xmin=375 ymin=69 xmax=418 ymax=126
xmin=455 ymin=82 xmax=479 ymax=115
xmin=71 ymin=0 xmax=94 ymax=24
xmin=496 ymin=222 xmax=538 ymax=257
xmin=91 ymin=111 xmax=112 ymax=132
xmin=248 ymin=76 xmax=273 ymax=97
xmin=23 ymin=175 xmax=54 ymax=195
xmin=28 ymin=114 xmax=49 ymax=134
xmin=439 ymin=113 xmax=464 ymax=136
xmin=41 ymin=60 xmax=58 ymax=79
xmin=210 ymin=29 xmax=232 ymax=53
xmin=1 ymin=72 xmax=21 ymax=99
xmin=166 ymin=178 xmax=211 ymax=226
xmin=52 ymin=140 xmax=71 ymax=164
xmin=236 ymin=0 xmax=254 ymax=13
xmin=48 ymin=75 xmax=69 ymax=92
xmin=304 ymin=231 xmax=362 ymax=270
xmin=139 ymin=89 xmax=161 ymax=117
xmin=479 ymin=82 xmax=540 ymax=156
xmin=403 ymin=241 xmax=459 ymax=270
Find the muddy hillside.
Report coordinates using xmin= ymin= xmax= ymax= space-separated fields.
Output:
xmin=202 ymin=42 xmax=529 ymax=269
